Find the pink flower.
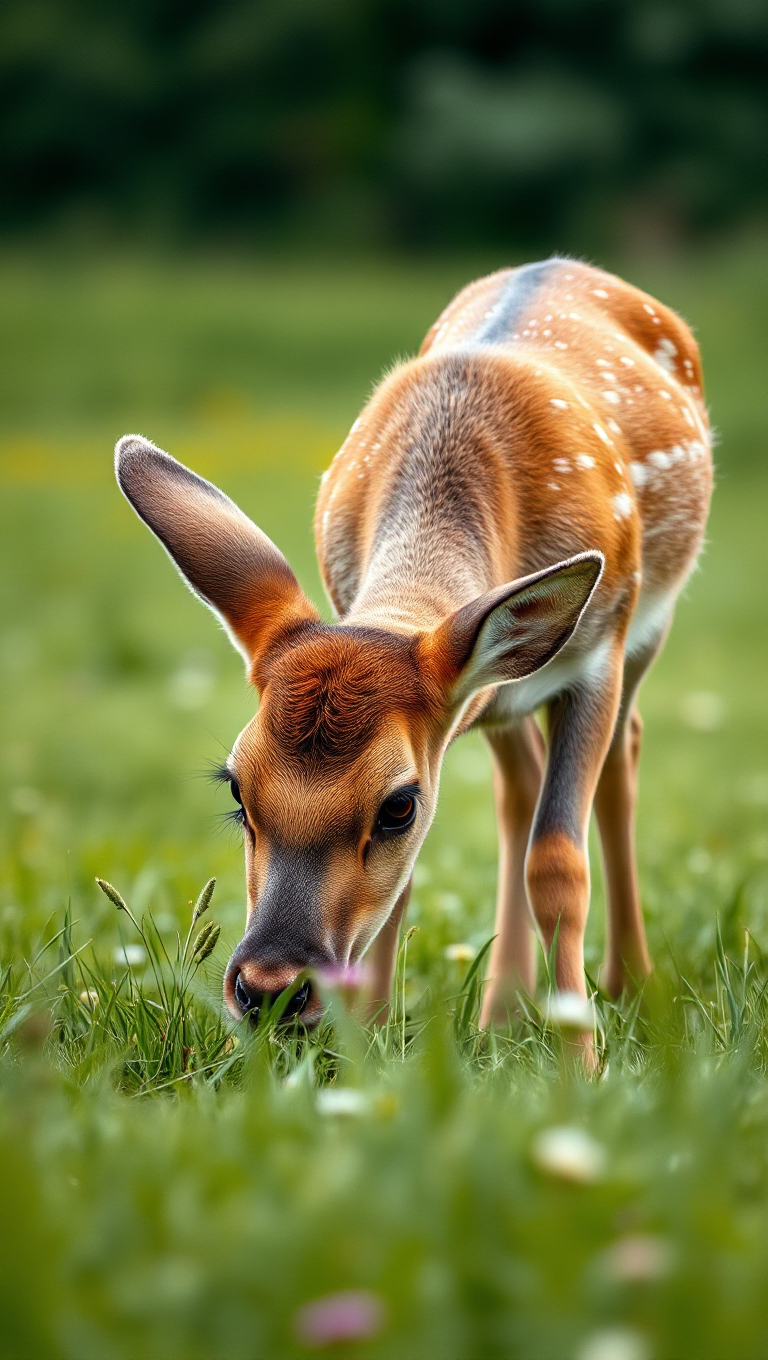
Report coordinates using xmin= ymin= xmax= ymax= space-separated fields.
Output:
xmin=293 ymin=1290 xmax=385 ymax=1347
xmin=315 ymin=963 xmax=370 ymax=992
xmin=314 ymin=963 xmax=371 ymax=1014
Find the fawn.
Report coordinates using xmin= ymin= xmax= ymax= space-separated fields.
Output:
xmin=116 ymin=258 xmax=712 ymax=1049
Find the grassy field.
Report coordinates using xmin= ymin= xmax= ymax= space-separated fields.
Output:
xmin=1 ymin=240 xmax=768 ymax=1359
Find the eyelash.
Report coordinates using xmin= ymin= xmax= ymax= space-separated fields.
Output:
xmin=222 ymin=806 xmax=246 ymax=831
xmin=210 ymin=762 xmax=246 ymax=829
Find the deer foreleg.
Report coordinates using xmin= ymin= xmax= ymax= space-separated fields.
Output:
xmin=594 ymin=708 xmax=651 ymax=997
xmin=525 ymin=657 xmax=623 ymax=1005
xmin=480 ymin=717 xmax=545 ymax=1023
xmin=594 ymin=639 xmax=665 ymax=996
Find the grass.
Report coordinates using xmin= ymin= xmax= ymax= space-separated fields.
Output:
xmin=1 ymin=237 xmax=768 ymax=1358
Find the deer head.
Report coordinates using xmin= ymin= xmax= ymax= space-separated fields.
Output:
xmin=116 ymin=436 xmax=602 ymax=1024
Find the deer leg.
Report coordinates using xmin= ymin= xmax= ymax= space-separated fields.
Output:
xmin=480 ymin=717 xmax=545 ymax=1024
xmin=525 ymin=657 xmax=623 ymax=1017
xmin=363 ymin=878 xmax=411 ymax=1025
xmin=594 ymin=639 xmax=665 ymax=997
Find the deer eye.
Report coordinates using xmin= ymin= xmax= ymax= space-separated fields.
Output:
xmin=376 ymin=789 xmax=418 ymax=835
xmin=228 ymin=778 xmax=246 ymax=825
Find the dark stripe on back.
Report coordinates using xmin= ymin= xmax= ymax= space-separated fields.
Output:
xmin=475 ymin=260 xmax=558 ymax=346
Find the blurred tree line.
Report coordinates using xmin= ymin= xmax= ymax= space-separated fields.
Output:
xmin=1 ymin=0 xmax=767 ymax=252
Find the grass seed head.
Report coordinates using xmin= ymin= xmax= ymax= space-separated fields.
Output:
xmin=192 ymin=877 xmax=216 ymax=924
xmin=95 ymin=877 xmax=128 ymax=912
xmin=192 ymin=921 xmax=220 ymax=962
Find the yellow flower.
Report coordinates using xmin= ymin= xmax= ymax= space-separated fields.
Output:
xmin=444 ymin=943 xmax=475 ymax=962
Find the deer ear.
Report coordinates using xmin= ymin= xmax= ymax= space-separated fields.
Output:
xmin=115 ymin=435 xmax=318 ymax=675
xmin=423 ymin=553 xmax=604 ymax=708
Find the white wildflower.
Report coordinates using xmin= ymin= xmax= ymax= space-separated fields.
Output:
xmin=531 ymin=1126 xmax=606 ymax=1183
xmin=316 ymin=1088 xmax=369 ymax=1117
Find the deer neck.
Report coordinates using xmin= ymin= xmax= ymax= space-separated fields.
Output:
xmin=344 ymin=364 xmax=517 ymax=635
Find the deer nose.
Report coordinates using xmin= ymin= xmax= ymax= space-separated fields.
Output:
xmin=229 ymin=966 xmax=313 ymax=1024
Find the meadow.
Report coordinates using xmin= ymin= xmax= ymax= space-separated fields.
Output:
xmin=1 ymin=239 xmax=768 ymax=1360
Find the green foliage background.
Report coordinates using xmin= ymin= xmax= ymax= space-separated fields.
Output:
xmin=2 ymin=0 xmax=768 ymax=251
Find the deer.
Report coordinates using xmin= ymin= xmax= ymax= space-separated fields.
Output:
xmin=115 ymin=257 xmax=712 ymax=1059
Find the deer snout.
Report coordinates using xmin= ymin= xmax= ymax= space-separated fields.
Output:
xmin=224 ymin=954 xmax=321 ymax=1026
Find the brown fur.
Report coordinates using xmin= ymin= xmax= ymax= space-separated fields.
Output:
xmin=257 ymin=624 xmax=439 ymax=768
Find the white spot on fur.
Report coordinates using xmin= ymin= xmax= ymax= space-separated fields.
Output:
xmin=648 ymin=450 xmax=671 ymax=470
xmin=350 ymin=418 xmax=361 ymax=433
xmin=576 ymin=453 xmax=595 ymax=469
xmin=543 ymin=329 xmax=552 ymax=337
xmin=548 ymin=482 xmax=561 ymax=491
xmin=607 ymin=419 xmax=622 ymax=434
xmin=553 ymin=457 xmax=572 ymax=473
xmin=654 ymin=337 xmax=678 ymax=373
xmin=603 ymin=390 xmax=620 ymax=405
xmin=682 ymin=406 xmax=695 ymax=427
xmin=619 ymin=355 xmax=635 ymax=367
xmin=596 ymin=359 xmax=610 ymax=367
xmin=550 ymin=398 xmax=568 ymax=409
xmin=593 ymin=422 xmax=612 ymax=445
xmin=613 ymin=492 xmax=633 ymax=520
xmin=593 ymin=288 xmax=609 ymax=298
xmin=643 ymin=303 xmax=656 ymax=315
xmin=629 ymin=461 xmax=648 ymax=487
xmin=320 ymin=469 xmax=329 ymax=484
xmin=554 ymin=341 xmax=568 ymax=350
xmin=659 ymin=390 xmax=671 ymax=401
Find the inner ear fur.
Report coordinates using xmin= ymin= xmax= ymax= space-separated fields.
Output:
xmin=423 ymin=552 xmax=604 ymax=705
xmin=115 ymin=434 xmax=318 ymax=672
